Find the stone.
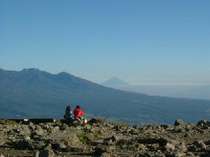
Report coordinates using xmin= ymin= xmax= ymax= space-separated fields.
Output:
xmin=35 ymin=151 xmax=40 ymax=157
xmin=29 ymin=122 xmax=35 ymax=130
xmin=184 ymin=132 xmax=191 ymax=138
xmin=174 ymin=126 xmax=186 ymax=133
xmin=193 ymin=140 xmax=207 ymax=150
xmin=174 ymin=119 xmax=186 ymax=126
xmin=38 ymin=149 xmax=54 ymax=157
xmin=197 ymin=120 xmax=210 ymax=129
xmin=33 ymin=140 xmax=47 ymax=150
xmin=177 ymin=142 xmax=187 ymax=152
xmin=35 ymin=125 xmax=45 ymax=136
xmin=59 ymin=142 xmax=67 ymax=149
xmin=185 ymin=152 xmax=196 ymax=157
xmin=160 ymin=124 xmax=169 ymax=129
xmin=24 ymin=136 xmax=31 ymax=141
xmin=165 ymin=142 xmax=176 ymax=151
xmin=94 ymin=146 xmax=107 ymax=156
xmin=51 ymin=140 xmax=69 ymax=151
xmin=136 ymin=143 xmax=146 ymax=151
xmin=14 ymin=139 xmax=33 ymax=150
xmin=173 ymin=152 xmax=186 ymax=157
xmin=20 ymin=125 xmax=31 ymax=136
xmin=60 ymin=124 xmax=68 ymax=130
xmin=101 ymin=152 xmax=112 ymax=157
xmin=104 ymin=135 xmax=120 ymax=145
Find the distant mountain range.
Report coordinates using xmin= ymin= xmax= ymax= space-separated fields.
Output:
xmin=1 ymin=68 xmax=210 ymax=124
xmin=102 ymin=78 xmax=210 ymax=100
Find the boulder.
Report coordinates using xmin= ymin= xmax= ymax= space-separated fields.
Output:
xmin=104 ymin=135 xmax=120 ymax=145
xmin=174 ymin=119 xmax=186 ymax=126
xmin=94 ymin=146 xmax=107 ymax=156
xmin=13 ymin=139 xmax=33 ymax=150
xmin=197 ymin=120 xmax=210 ymax=129
xmin=51 ymin=141 xmax=67 ymax=151
xmin=37 ymin=149 xmax=55 ymax=157
xmin=34 ymin=125 xmax=45 ymax=136
xmin=165 ymin=142 xmax=176 ymax=151
xmin=193 ymin=140 xmax=207 ymax=151
xmin=101 ymin=152 xmax=112 ymax=157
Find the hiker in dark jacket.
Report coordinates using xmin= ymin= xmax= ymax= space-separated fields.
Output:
xmin=64 ymin=105 xmax=74 ymax=122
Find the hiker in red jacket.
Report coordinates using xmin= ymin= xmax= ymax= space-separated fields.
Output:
xmin=73 ymin=105 xmax=87 ymax=124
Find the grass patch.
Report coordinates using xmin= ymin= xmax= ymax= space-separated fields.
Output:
xmin=77 ymin=132 xmax=89 ymax=144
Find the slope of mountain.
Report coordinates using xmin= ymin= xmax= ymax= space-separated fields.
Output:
xmin=1 ymin=68 xmax=210 ymax=124
xmin=102 ymin=78 xmax=210 ymax=100
xmin=102 ymin=77 xmax=129 ymax=88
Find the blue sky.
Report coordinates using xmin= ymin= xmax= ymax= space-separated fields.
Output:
xmin=0 ymin=0 xmax=210 ymax=85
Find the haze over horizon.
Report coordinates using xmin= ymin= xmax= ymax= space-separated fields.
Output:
xmin=1 ymin=0 xmax=210 ymax=85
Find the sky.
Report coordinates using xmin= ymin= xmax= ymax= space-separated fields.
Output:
xmin=0 ymin=0 xmax=210 ymax=85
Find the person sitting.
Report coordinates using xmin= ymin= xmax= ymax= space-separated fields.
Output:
xmin=73 ymin=105 xmax=87 ymax=124
xmin=64 ymin=105 xmax=74 ymax=122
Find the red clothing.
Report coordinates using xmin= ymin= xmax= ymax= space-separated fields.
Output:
xmin=73 ymin=108 xmax=85 ymax=119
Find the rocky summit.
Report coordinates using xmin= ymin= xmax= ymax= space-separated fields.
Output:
xmin=0 ymin=119 xmax=210 ymax=157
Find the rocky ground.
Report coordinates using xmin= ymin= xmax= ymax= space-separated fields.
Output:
xmin=0 ymin=119 xmax=210 ymax=157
